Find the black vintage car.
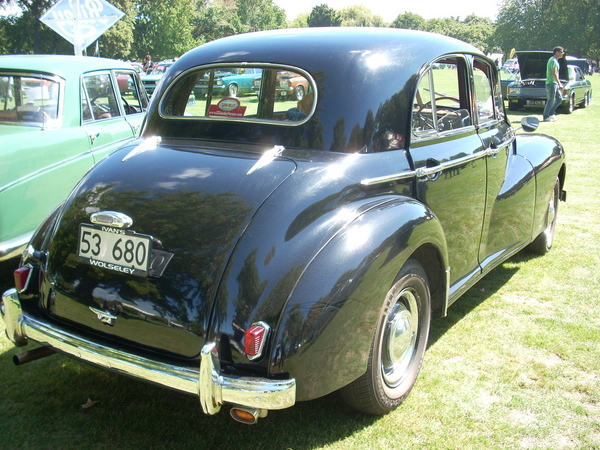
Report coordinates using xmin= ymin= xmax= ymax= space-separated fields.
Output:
xmin=2 ymin=28 xmax=566 ymax=424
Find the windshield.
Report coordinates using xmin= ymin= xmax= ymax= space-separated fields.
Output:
xmin=161 ymin=64 xmax=316 ymax=125
xmin=0 ymin=73 xmax=61 ymax=127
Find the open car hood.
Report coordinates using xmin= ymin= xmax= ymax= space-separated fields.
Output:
xmin=516 ymin=51 xmax=569 ymax=81
xmin=41 ymin=140 xmax=296 ymax=360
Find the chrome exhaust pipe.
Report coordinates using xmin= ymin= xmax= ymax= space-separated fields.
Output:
xmin=13 ymin=346 xmax=56 ymax=366
xmin=229 ymin=406 xmax=268 ymax=424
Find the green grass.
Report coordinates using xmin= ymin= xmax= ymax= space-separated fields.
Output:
xmin=1 ymin=76 xmax=600 ymax=449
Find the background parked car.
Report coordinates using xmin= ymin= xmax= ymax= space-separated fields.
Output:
xmin=0 ymin=55 xmax=148 ymax=267
xmin=252 ymin=70 xmax=309 ymax=101
xmin=194 ymin=67 xmax=262 ymax=98
xmin=502 ymin=58 xmax=519 ymax=73
xmin=500 ymin=67 xmax=519 ymax=99
xmin=2 ymin=29 xmax=565 ymax=425
xmin=141 ymin=60 xmax=175 ymax=96
xmin=507 ymin=51 xmax=592 ymax=113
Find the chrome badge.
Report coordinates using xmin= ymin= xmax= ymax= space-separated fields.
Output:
xmin=89 ymin=307 xmax=118 ymax=326
xmin=90 ymin=211 xmax=133 ymax=229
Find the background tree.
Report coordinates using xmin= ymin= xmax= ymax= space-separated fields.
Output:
xmin=391 ymin=11 xmax=426 ymax=30
xmin=451 ymin=15 xmax=496 ymax=54
xmin=236 ymin=0 xmax=286 ymax=33
xmin=338 ymin=5 xmax=385 ymax=27
xmin=289 ymin=13 xmax=309 ymax=28
xmin=193 ymin=0 xmax=241 ymax=43
xmin=0 ymin=0 xmax=55 ymax=53
xmin=494 ymin=0 xmax=600 ymax=61
xmin=97 ymin=0 xmax=136 ymax=59
xmin=307 ymin=4 xmax=341 ymax=27
xmin=134 ymin=0 xmax=198 ymax=61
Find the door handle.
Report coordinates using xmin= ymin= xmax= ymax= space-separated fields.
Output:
xmin=88 ymin=132 xmax=100 ymax=144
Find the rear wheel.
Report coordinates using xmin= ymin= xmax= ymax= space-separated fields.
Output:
xmin=580 ymin=92 xmax=590 ymax=108
xmin=341 ymin=259 xmax=431 ymax=415
xmin=527 ymin=178 xmax=560 ymax=255
xmin=562 ymin=94 xmax=574 ymax=114
xmin=294 ymin=85 xmax=305 ymax=101
xmin=227 ymin=83 xmax=239 ymax=97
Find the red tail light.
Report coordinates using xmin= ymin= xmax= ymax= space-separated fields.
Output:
xmin=244 ymin=322 xmax=270 ymax=360
xmin=14 ymin=266 xmax=32 ymax=292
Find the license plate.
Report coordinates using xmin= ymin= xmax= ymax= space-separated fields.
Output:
xmin=78 ymin=224 xmax=151 ymax=276
xmin=527 ymin=100 xmax=545 ymax=106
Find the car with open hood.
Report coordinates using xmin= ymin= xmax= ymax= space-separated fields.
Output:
xmin=2 ymin=28 xmax=566 ymax=425
xmin=506 ymin=50 xmax=592 ymax=113
xmin=0 ymin=55 xmax=148 ymax=267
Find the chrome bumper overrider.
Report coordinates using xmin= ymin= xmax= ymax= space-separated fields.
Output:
xmin=1 ymin=288 xmax=296 ymax=415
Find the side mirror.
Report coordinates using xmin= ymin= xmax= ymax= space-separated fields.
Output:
xmin=521 ymin=116 xmax=539 ymax=132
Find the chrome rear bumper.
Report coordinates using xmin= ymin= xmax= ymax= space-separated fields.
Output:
xmin=1 ymin=288 xmax=296 ymax=415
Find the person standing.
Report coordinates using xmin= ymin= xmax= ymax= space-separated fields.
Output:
xmin=142 ymin=55 xmax=153 ymax=74
xmin=543 ymin=46 xmax=565 ymax=122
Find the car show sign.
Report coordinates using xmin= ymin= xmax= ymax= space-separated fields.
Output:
xmin=40 ymin=0 xmax=124 ymax=55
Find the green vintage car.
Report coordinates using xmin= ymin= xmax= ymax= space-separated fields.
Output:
xmin=0 ymin=55 xmax=148 ymax=263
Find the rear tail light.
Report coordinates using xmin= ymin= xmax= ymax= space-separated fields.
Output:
xmin=14 ymin=266 xmax=32 ymax=292
xmin=244 ymin=321 xmax=270 ymax=361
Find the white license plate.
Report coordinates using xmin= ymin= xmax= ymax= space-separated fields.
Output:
xmin=78 ymin=224 xmax=151 ymax=276
xmin=527 ymin=100 xmax=545 ymax=106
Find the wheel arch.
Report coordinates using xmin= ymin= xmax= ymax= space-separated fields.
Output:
xmin=268 ymin=198 xmax=449 ymax=401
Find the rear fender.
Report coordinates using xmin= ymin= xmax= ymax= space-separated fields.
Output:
xmin=514 ymin=134 xmax=566 ymax=238
xmin=269 ymin=198 xmax=448 ymax=401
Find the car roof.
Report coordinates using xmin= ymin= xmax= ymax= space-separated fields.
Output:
xmin=0 ymin=55 xmax=137 ymax=78
xmin=165 ymin=27 xmax=484 ymax=90
xmin=147 ymin=28 xmax=488 ymax=151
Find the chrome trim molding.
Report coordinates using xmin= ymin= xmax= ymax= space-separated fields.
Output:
xmin=361 ymin=170 xmax=416 ymax=186
xmin=0 ymin=231 xmax=33 ymax=261
xmin=1 ymin=288 xmax=296 ymax=415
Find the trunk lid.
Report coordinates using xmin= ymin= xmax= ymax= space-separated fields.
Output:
xmin=43 ymin=141 xmax=295 ymax=359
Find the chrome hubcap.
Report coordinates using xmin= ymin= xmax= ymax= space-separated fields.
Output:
xmin=543 ymin=188 xmax=557 ymax=243
xmin=381 ymin=289 xmax=419 ymax=387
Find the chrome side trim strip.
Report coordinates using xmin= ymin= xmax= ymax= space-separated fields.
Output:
xmin=362 ymin=145 xmax=510 ymax=186
xmin=361 ymin=170 xmax=416 ymax=186
xmin=1 ymin=288 xmax=296 ymax=415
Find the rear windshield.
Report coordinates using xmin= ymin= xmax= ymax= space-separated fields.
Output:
xmin=160 ymin=65 xmax=316 ymax=125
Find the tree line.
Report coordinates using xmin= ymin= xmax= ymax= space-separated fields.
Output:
xmin=0 ymin=0 xmax=598 ymax=63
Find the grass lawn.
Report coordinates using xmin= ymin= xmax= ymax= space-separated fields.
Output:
xmin=1 ymin=75 xmax=599 ymax=450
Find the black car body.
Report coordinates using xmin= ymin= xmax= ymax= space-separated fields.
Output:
xmin=507 ymin=51 xmax=592 ymax=113
xmin=2 ymin=28 xmax=566 ymax=424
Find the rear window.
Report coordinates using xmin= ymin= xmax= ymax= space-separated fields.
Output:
xmin=160 ymin=65 xmax=316 ymax=125
xmin=0 ymin=73 xmax=61 ymax=127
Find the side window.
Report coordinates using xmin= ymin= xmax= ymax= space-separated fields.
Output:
xmin=413 ymin=58 xmax=471 ymax=138
xmin=114 ymin=71 xmax=148 ymax=115
xmin=82 ymin=73 xmax=121 ymax=121
xmin=472 ymin=61 xmax=495 ymax=124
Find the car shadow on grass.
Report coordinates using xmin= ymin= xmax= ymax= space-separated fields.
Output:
xmin=427 ymin=251 xmax=536 ymax=348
